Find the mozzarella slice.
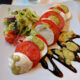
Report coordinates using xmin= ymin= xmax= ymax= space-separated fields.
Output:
xmin=37 ymin=27 xmax=54 ymax=46
xmin=48 ymin=4 xmax=72 ymax=22
xmin=35 ymin=24 xmax=45 ymax=32
xmin=53 ymin=4 xmax=72 ymax=21
xmin=9 ymin=52 xmax=33 ymax=74
xmin=25 ymin=36 xmax=34 ymax=41
xmin=41 ymin=42 xmax=47 ymax=58
xmin=25 ymin=36 xmax=48 ymax=58
xmin=60 ymin=12 xmax=66 ymax=21
xmin=60 ymin=10 xmax=72 ymax=21
xmin=65 ymin=11 xmax=72 ymax=21
xmin=25 ymin=36 xmax=33 ymax=41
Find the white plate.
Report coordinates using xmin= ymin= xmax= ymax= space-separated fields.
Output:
xmin=0 ymin=1 xmax=80 ymax=80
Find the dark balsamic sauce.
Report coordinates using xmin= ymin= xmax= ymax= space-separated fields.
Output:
xmin=40 ymin=54 xmax=63 ymax=78
xmin=40 ymin=34 xmax=80 ymax=78
xmin=67 ymin=34 xmax=80 ymax=42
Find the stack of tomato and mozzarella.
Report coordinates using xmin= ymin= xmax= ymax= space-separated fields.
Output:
xmin=9 ymin=4 xmax=72 ymax=75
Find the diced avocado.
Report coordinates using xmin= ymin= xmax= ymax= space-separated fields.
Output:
xmin=63 ymin=48 xmax=75 ymax=61
xmin=55 ymin=49 xmax=64 ymax=58
xmin=65 ymin=42 xmax=79 ymax=51
xmin=59 ymin=30 xmax=74 ymax=42
xmin=32 ymin=36 xmax=44 ymax=51
xmin=49 ymin=16 xmax=60 ymax=25
xmin=65 ymin=59 xmax=71 ymax=65
xmin=56 ymin=5 xmax=69 ymax=13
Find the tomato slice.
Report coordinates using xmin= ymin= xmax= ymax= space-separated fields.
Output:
xmin=5 ymin=30 xmax=16 ymax=44
xmin=40 ymin=11 xmax=65 ymax=31
xmin=34 ymin=19 xmax=60 ymax=45
xmin=56 ymin=7 xmax=65 ymax=13
xmin=14 ymin=35 xmax=25 ymax=46
xmin=49 ymin=7 xmax=65 ymax=13
xmin=15 ymin=41 xmax=40 ymax=67
xmin=36 ymin=34 xmax=48 ymax=46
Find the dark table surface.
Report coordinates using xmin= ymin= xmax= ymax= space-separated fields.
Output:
xmin=0 ymin=0 xmax=12 ymax=4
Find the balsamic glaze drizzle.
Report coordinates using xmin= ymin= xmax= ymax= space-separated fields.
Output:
xmin=40 ymin=34 xmax=80 ymax=78
xmin=40 ymin=54 xmax=63 ymax=77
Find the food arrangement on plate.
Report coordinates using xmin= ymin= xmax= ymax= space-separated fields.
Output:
xmin=3 ymin=4 xmax=80 ymax=78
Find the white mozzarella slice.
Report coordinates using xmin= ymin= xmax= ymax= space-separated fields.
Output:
xmin=35 ymin=24 xmax=45 ymax=32
xmin=65 ymin=11 xmax=72 ymax=21
xmin=25 ymin=36 xmax=48 ymax=58
xmin=60 ymin=10 xmax=72 ymax=21
xmin=60 ymin=11 xmax=72 ymax=21
xmin=25 ymin=36 xmax=33 ymax=41
xmin=9 ymin=52 xmax=33 ymax=74
xmin=41 ymin=43 xmax=47 ymax=58
xmin=52 ymin=4 xmax=72 ymax=21
xmin=38 ymin=27 xmax=54 ymax=46
xmin=60 ymin=12 xmax=66 ymax=21
xmin=35 ymin=25 xmax=54 ymax=46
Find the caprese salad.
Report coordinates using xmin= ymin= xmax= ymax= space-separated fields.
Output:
xmin=3 ymin=4 xmax=74 ymax=75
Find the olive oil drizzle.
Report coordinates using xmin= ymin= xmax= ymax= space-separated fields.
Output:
xmin=40 ymin=33 xmax=80 ymax=78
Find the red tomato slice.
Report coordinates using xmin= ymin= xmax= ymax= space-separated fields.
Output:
xmin=56 ymin=7 xmax=65 ymax=13
xmin=5 ymin=30 xmax=16 ymax=44
xmin=36 ymin=34 xmax=48 ymax=46
xmin=40 ymin=11 xmax=65 ymax=31
xmin=15 ymin=41 xmax=40 ymax=67
xmin=49 ymin=7 xmax=65 ymax=13
xmin=33 ymin=19 xmax=60 ymax=45
xmin=14 ymin=35 xmax=25 ymax=46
